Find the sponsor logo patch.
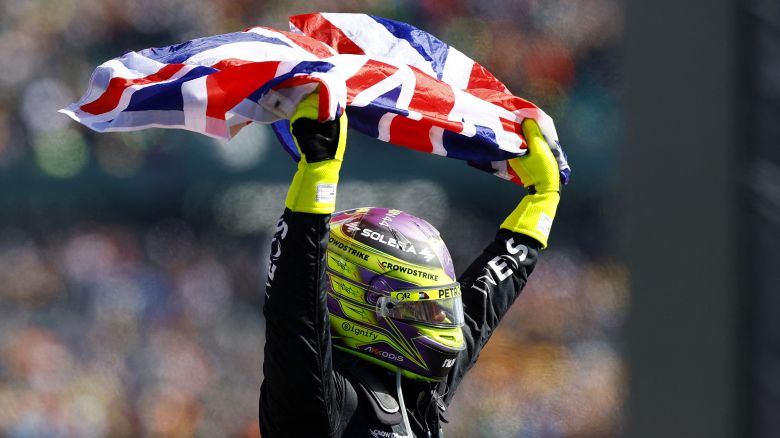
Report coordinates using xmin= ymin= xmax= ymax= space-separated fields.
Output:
xmin=329 ymin=236 xmax=370 ymax=261
xmin=378 ymin=261 xmax=439 ymax=281
xmin=472 ymin=237 xmax=529 ymax=294
xmin=360 ymin=228 xmax=435 ymax=262
xmin=437 ymin=286 xmax=460 ymax=299
xmin=370 ymin=429 xmax=401 ymax=438
xmin=342 ymin=321 xmax=379 ymax=341
xmin=362 ymin=345 xmax=405 ymax=362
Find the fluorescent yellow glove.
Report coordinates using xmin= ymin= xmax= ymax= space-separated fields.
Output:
xmin=285 ymin=92 xmax=348 ymax=214
xmin=500 ymin=119 xmax=561 ymax=248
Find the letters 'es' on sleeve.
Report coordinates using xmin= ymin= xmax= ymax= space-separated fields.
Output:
xmin=443 ymin=229 xmax=540 ymax=402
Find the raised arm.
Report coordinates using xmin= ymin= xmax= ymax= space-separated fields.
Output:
xmin=444 ymin=119 xmax=562 ymax=401
xmin=259 ymin=93 xmax=348 ymax=436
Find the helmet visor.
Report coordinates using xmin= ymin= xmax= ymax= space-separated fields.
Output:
xmin=375 ymin=283 xmax=464 ymax=328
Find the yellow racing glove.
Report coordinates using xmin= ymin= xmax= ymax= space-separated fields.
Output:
xmin=285 ymin=92 xmax=348 ymax=214
xmin=500 ymin=119 xmax=561 ymax=248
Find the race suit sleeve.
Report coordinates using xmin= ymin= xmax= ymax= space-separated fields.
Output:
xmin=260 ymin=208 xmax=346 ymax=436
xmin=442 ymin=230 xmax=541 ymax=403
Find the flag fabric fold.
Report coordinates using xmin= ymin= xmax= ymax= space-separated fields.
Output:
xmin=61 ymin=13 xmax=571 ymax=186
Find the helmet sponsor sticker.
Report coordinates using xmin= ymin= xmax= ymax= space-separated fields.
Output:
xmin=359 ymin=228 xmax=436 ymax=263
xmin=328 ymin=255 xmax=349 ymax=273
xmin=339 ymin=216 xmax=441 ymax=266
xmin=329 ymin=275 xmax=365 ymax=302
xmin=341 ymin=321 xmax=379 ymax=342
xmin=378 ymin=260 xmax=439 ymax=281
xmin=328 ymin=235 xmax=369 ymax=261
xmin=436 ymin=286 xmax=460 ymax=299
xmin=387 ymin=284 xmax=461 ymax=301
xmin=362 ymin=345 xmax=405 ymax=362
xmin=344 ymin=220 xmax=361 ymax=234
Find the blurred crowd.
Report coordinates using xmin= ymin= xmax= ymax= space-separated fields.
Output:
xmin=0 ymin=0 xmax=625 ymax=437
xmin=0 ymin=219 xmax=627 ymax=437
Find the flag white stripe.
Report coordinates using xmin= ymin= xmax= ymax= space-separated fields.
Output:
xmin=321 ymin=13 xmax=437 ymax=77
xmin=350 ymin=64 xmax=415 ymax=108
xmin=73 ymin=54 xmax=165 ymax=108
xmin=181 ymin=76 xmax=208 ymax=133
xmin=440 ymin=47 xmax=474 ymax=90
xmin=377 ymin=113 xmax=397 ymax=142
xmin=429 ymin=126 xmax=447 ymax=156
xmin=185 ymin=41 xmax=319 ymax=66
xmin=245 ymin=27 xmax=334 ymax=57
xmin=109 ymin=53 xmax=166 ymax=79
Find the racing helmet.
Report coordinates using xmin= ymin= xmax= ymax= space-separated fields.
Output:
xmin=327 ymin=207 xmax=465 ymax=381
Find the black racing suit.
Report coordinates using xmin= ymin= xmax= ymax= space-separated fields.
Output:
xmin=260 ymin=208 xmax=541 ymax=437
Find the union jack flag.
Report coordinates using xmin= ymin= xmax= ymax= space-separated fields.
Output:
xmin=61 ymin=13 xmax=571 ymax=185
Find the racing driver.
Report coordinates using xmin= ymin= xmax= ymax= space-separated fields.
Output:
xmin=260 ymin=91 xmax=562 ymax=437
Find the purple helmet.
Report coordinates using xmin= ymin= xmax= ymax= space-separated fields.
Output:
xmin=327 ymin=207 xmax=465 ymax=381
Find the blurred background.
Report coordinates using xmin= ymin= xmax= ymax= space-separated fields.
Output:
xmin=0 ymin=0 xmax=692 ymax=437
